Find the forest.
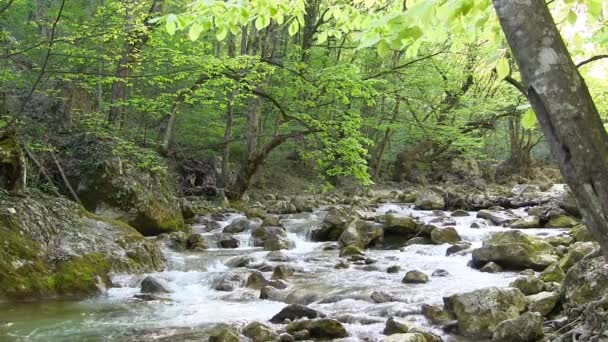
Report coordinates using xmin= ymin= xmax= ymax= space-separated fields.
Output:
xmin=0 ymin=0 xmax=608 ymax=341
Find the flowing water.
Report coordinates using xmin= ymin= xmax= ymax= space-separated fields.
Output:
xmin=0 ymin=201 xmax=568 ymax=341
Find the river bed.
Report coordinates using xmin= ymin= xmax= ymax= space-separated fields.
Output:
xmin=0 ymin=202 xmax=568 ymax=341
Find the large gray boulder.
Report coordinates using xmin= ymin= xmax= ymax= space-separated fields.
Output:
xmin=311 ymin=207 xmax=357 ymax=241
xmin=338 ymin=219 xmax=384 ymax=248
xmin=223 ymin=219 xmax=251 ymax=234
xmin=472 ymin=230 xmax=559 ymax=270
xmin=414 ymin=189 xmax=445 ymax=210
xmin=430 ymin=227 xmax=461 ymax=244
xmin=251 ymin=226 xmax=295 ymax=251
xmin=444 ymin=287 xmax=528 ymax=338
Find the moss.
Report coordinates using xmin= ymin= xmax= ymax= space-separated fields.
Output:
xmin=53 ymin=253 xmax=110 ymax=295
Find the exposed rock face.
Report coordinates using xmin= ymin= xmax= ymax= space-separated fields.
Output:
xmin=472 ymin=230 xmax=559 ymax=270
xmin=562 ymin=250 xmax=608 ymax=308
xmin=0 ymin=194 xmax=165 ymax=299
xmin=491 ymin=312 xmax=544 ymax=342
xmin=444 ymin=287 xmax=528 ymax=338
xmin=65 ymin=136 xmax=184 ymax=236
xmin=414 ymin=189 xmax=445 ymax=210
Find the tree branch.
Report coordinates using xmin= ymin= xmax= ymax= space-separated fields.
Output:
xmin=363 ymin=47 xmax=449 ymax=80
xmin=576 ymin=55 xmax=608 ymax=68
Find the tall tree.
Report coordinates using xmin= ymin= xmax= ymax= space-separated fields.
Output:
xmin=493 ymin=0 xmax=608 ymax=256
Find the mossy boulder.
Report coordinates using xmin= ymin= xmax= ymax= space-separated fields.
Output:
xmin=444 ymin=287 xmax=528 ymax=338
xmin=540 ymin=263 xmax=565 ymax=283
xmin=472 ymin=230 xmax=559 ymax=270
xmin=510 ymin=276 xmax=545 ymax=295
xmin=491 ymin=312 xmax=544 ymax=342
xmin=0 ymin=194 xmax=165 ymax=300
xmin=430 ymin=227 xmax=461 ymax=244
xmin=339 ymin=245 xmax=364 ymax=257
xmin=562 ymin=249 xmax=608 ymax=308
xmin=546 ymin=215 xmax=578 ymax=228
xmin=570 ymin=224 xmax=594 ymax=242
xmin=242 ymin=321 xmax=278 ymax=342
xmin=286 ymin=318 xmax=348 ymax=339
xmin=527 ymin=291 xmax=559 ymax=317
xmin=559 ymin=241 xmax=597 ymax=272
xmin=62 ymin=135 xmax=183 ymax=236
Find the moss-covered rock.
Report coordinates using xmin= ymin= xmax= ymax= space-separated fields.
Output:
xmin=570 ymin=224 xmax=594 ymax=242
xmin=286 ymin=318 xmax=348 ymax=339
xmin=62 ymin=135 xmax=183 ymax=236
xmin=0 ymin=194 xmax=165 ymax=300
xmin=414 ymin=189 xmax=445 ymax=210
xmin=339 ymin=245 xmax=363 ymax=257
xmin=540 ymin=263 xmax=565 ymax=283
xmin=430 ymin=227 xmax=461 ymax=244
xmin=546 ymin=215 xmax=578 ymax=228
xmin=491 ymin=312 xmax=544 ymax=342
xmin=338 ymin=219 xmax=384 ymax=248
xmin=562 ymin=249 xmax=608 ymax=308
xmin=444 ymin=287 xmax=528 ymax=338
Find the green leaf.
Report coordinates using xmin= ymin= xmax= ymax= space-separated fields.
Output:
xmin=522 ymin=109 xmax=537 ymax=130
xmin=288 ymin=20 xmax=299 ymax=36
xmin=256 ymin=14 xmax=270 ymax=30
xmin=496 ymin=57 xmax=510 ymax=80
xmin=216 ymin=26 xmax=228 ymax=41
xmin=166 ymin=14 xmax=177 ymax=35
xmin=317 ymin=31 xmax=328 ymax=44
xmin=188 ymin=23 xmax=204 ymax=41
xmin=377 ymin=40 xmax=391 ymax=58
xmin=567 ymin=10 xmax=577 ymax=25
xmin=588 ymin=0 xmax=602 ymax=19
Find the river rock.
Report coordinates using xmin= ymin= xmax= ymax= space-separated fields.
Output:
xmin=225 ymin=255 xmax=255 ymax=268
xmin=246 ymin=271 xmax=267 ymax=289
xmin=546 ymin=215 xmax=577 ymax=228
xmin=223 ymin=219 xmax=251 ymax=234
xmin=216 ymin=233 xmax=239 ymax=248
xmin=571 ymin=224 xmax=594 ymax=242
xmin=480 ymin=262 xmax=503 ymax=273
xmin=430 ymin=227 xmax=461 ymax=244
xmin=491 ymin=312 xmax=544 ymax=342
xmin=242 ymin=321 xmax=278 ymax=342
xmin=414 ymin=189 xmax=445 ymax=210
xmin=311 ymin=207 xmax=353 ymax=241
xmin=371 ymin=291 xmax=398 ymax=303
xmin=212 ymin=273 xmax=245 ymax=292
xmin=540 ymin=263 xmax=565 ymax=283
xmin=559 ymin=241 xmax=596 ymax=271
xmin=472 ymin=230 xmax=559 ymax=270
xmin=476 ymin=210 xmax=517 ymax=226
xmin=562 ymin=249 xmax=608 ymax=308
xmin=383 ymin=333 xmax=427 ymax=342
xmin=140 ymin=276 xmax=171 ymax=294
xmin=446 ymin=242 xmax=472 ymax=256
xmin=527 ymin=291 xmax=559 ymax=316
xmin=266 ymin=250 xmax=291 ymax=262
xmin=402 ymin=270 xmax=429 ymax=284
xmin=252 ymin=226 xmax=295 ymax=251
xmin=421 ymin=304 xmax=451 ymax=324
xmin=432 ymin=269 xmax=450 ymax=277
xmin=510 ymin=216 xmax=541 ymax=229
xmin=262 ymin=215 xmax=282 ymax=227
xmin=510 ymin=276 xmax=545 ymax=295
xmin=403 ymin=236 xmax=433 ymax=247
xmin=387 ymin=265 xmax=401 ymax=273
xmin=383 ymin=317 xmax=409 ymax=335
xmin=272 ymin=265 xmax=294 ymax=280
xmin=451 ymin=209 xmax=470 ymax=217
xmin=338 ymin=219 xmax=384 ymax=248
xmin=186 ymin=233 xmax=208 ymax=251
xmin=444 ymin=287 xmax=528 ymax=338
xmin=0 ymin=194 xmax=165 ymax=299
xmin=380 ymin=213 xmax=418 ymax=236
xmin=286 ymin=319 xmax=348 ymax=339
xmin=339 ymin=245 xmax=363 ymax=257
xmin=208 ymin=326 xmax=240 ymax=342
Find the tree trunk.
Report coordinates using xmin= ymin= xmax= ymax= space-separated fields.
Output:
xmin=221 ymin=34 xmax=236 ymax=187
xmin=493 ymin=0 xmax=608 ymax=255
xmin=108 ymin=0 xmax=164 ymax=127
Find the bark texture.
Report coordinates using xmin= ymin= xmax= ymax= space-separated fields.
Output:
xmin=493 ymin=0 xmax=608 ymax=255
